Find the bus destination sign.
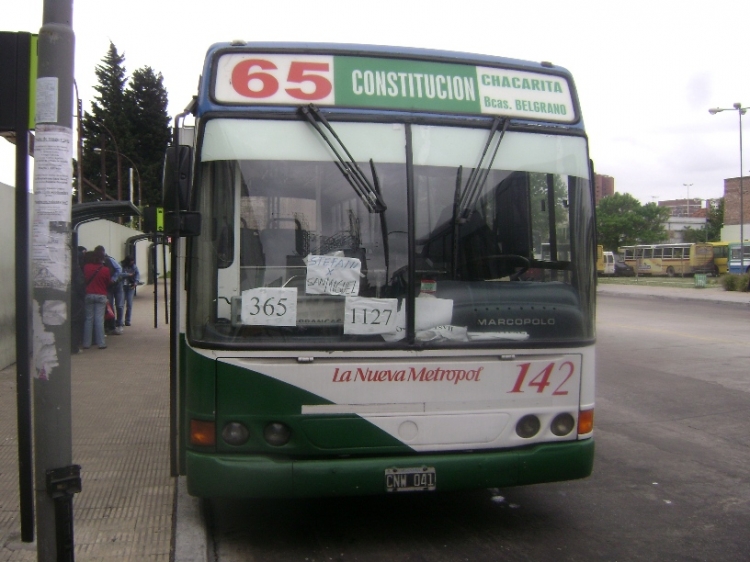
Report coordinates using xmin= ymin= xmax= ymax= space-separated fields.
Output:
xmin=214 ymin=53 xmax=576 ymax=123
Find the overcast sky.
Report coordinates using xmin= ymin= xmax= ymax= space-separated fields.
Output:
xmin=4 ymin=0 xmax=750 ymax=204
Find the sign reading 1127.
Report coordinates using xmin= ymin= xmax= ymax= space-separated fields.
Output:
xmin=214 ymin=53 xmax=576 ymax=123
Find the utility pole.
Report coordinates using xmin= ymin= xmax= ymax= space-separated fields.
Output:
xmin=32 ymin=1 xmax=81 ymax=560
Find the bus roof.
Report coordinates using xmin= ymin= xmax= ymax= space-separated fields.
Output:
xmin=203 ymin=41 xmax=576 ymax=74
xmin=194 ymin=41 xmax=583 ymax=126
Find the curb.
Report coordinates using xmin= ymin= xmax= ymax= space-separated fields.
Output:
xmin=597 ymin=286 xmax=750 ymax=308
xmin=172 ymin=477 xmax=209 ymax=562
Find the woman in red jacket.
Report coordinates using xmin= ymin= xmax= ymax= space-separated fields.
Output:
xmin=82 ymin=248 xmax=111 ymax=349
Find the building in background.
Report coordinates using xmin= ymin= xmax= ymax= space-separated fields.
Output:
xmin=720 ymin=176 xmax=750 ymax=243
xmin=657 ymin=199 xmax=708 ymax=243
xmin=658 ymin=198 xmax=705 ymax=218
xmin=594 ymin=174 xmax=614 ymax=205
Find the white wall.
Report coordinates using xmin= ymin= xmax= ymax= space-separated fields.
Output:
xmin=78 ymin=220 xmax=145 ymax=271
xmin=720 ymin=224 xmax=750 ymax=243
xmin=0 ymin=182 xmax=17 ymax=369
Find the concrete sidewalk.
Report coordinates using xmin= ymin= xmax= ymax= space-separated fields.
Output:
xmin=0 ymin=283 xmax=175 ymax=561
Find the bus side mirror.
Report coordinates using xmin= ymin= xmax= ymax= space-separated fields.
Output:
xmin=163 ymin=145 xmax=201 ymax=237
xmin=163 ymin=145 xmax=193 ymax=211
xmin=164 ymin=211 xmax=201 ymax=237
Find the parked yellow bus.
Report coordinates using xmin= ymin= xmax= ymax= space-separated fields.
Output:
xmin=620 ymin=243 xmax=714 ymax=277
xmin=708 ymin=241 xmax=729 ymax=276
xmin=596 ymin=245 xmax=604 ymax=275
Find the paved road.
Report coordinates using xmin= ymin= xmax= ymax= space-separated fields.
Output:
xmin=191 ymin=284 xmax=750 ymax=561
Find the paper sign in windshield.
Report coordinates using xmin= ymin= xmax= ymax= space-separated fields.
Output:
xmin=344 ymin=297 xmax=398 ymax=335
xmin=306 ymin=254 xmax=361 ymax=296
xmin=241 ymin=287 xmax=297 ymax=326
xmin=382 ymin=297 xmax=455 ymax=342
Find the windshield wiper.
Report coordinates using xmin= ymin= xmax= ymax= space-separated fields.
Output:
xmin=369 ymin=159 xmax=390 ymax=281
xmin=457 ymin=116 xmax=509 ymax=218
xmin=299 ymin=104 xmax=387 ymax=214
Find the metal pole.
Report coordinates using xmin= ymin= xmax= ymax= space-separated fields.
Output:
xmin=739 ymin=108 xmax=744 ymax=272
xmin=73 ymin=81 xmax=82 ymax=203
xmin=153 ymin=238 xmax=158 ymax=328
xmin=13 ymin=31 xmax=35 ymax=544
xmin=33 ymin=0 xmax=80 ymax=560
xmin=162 ymin=241 xmax=169 ymax=324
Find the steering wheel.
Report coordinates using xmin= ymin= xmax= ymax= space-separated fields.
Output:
xmin=470 ymin=254 xmax=530 ymax=280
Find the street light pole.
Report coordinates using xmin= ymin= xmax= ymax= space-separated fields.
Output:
xmin=85 ymin=112 xmax=122 ymax=201
xmin=93 ymin=147 xmax=141 ymax=206
xmin=709 ymin=103 xmax=747 ymax=272
xmin=94 ymin=147 xmax=142 ymax=229
xmin=683 ymin=182 xmax=693 ymax=216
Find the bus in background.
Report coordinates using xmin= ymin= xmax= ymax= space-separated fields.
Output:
xmin=708 ymin=241 xmax=729 ymax=276
xmin=596 ymin=245 xmax=604 ymax=275
xmin=727 ymin=243 xmax=750 ymax=274
xmin=163 ymin=42 xmax=596 ymax=499
xmin=620 ymin=243 xmax=714 ymax=277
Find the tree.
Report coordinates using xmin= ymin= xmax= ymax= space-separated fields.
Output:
xmin=682 ymin=198 xmax=724 ymax=243
xmin=80 ymin=43 xmax=171 ymax=207
xmin=124 ymin=67 xmax=171 ymax=207
xmin=596 ymin=193 xmax=670 ymax=251
xmin=81 ymin=42 xmax=129 ymax=202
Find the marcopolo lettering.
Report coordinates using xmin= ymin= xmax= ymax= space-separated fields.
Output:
xmin=477 ymin=317 xmax=556 ymax=326
xmin=332 ymin=366 xmax=484 ymax=385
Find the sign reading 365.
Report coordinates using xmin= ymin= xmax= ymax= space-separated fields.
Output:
xmin=215 ymin=54 xmax=335 ymax=104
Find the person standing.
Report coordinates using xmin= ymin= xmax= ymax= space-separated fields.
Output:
xmin=95 ymin=245 xmax=125 ymax=335
xmin=120 ymin=255 xmax=140 ymax=326
xmin=82 ymin=248 xmax=111 ymax=349
xmin=70 ymin=246 xmax=87 ymax=353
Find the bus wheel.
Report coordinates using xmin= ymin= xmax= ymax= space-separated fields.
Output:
xmin=666 ymin=267 xmax=675 ymax=277
xmin=713 ymin=266 xmax=719 ymax=277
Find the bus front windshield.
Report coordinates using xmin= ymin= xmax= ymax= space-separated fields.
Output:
xmin=188 ymin=118 xmax=595 ymax=348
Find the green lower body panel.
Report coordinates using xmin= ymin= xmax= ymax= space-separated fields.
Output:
xmin=186 ymin=438 xmax=594 ymax=498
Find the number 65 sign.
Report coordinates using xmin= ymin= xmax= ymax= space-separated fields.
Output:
xmin=215 ymin=54 xmax=335 ymax=105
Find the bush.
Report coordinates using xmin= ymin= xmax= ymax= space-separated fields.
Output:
xmin=720 ymin=273 xmax=750 ymax=291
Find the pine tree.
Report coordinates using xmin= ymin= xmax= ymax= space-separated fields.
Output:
xmin=79 ymin=44 xmax=171 ymax=207
xmin=124 ymin=67 xmax=171 ymax=207
xmin=81 ymin=42 xmax=130 ymax=202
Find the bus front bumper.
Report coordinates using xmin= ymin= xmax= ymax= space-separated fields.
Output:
xmin=185 ymin=438 xmax=594 ymax=498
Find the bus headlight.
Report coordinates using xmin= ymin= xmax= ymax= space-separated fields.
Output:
xmin=263 ymin=422 xmax=292 ymax=446
xmin=221 ymin=422 xmax=250 ymax=446
xmin=516 ymin=415 xmax=541 ymax=438
xmin=550 ymin=413 xmax=575 ymax=436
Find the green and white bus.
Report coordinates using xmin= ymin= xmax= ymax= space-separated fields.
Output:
xmin=163 ymin=42 xmax=596 ymax=498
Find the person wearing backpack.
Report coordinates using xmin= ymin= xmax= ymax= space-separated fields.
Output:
xmin=120 ymin=255 xmax=140 ymax=326
xmin=82 ymin=248 xmax=111 ymax=349
xmin=95 ymin=245 xmax=125 ymax=335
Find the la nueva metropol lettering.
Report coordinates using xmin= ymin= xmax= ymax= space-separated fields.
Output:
xmin=332 ymin=366 xmax=485 ymax=384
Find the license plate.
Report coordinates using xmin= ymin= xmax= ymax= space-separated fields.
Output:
xmin=385 ymin=467 xmax=436 ymax=492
